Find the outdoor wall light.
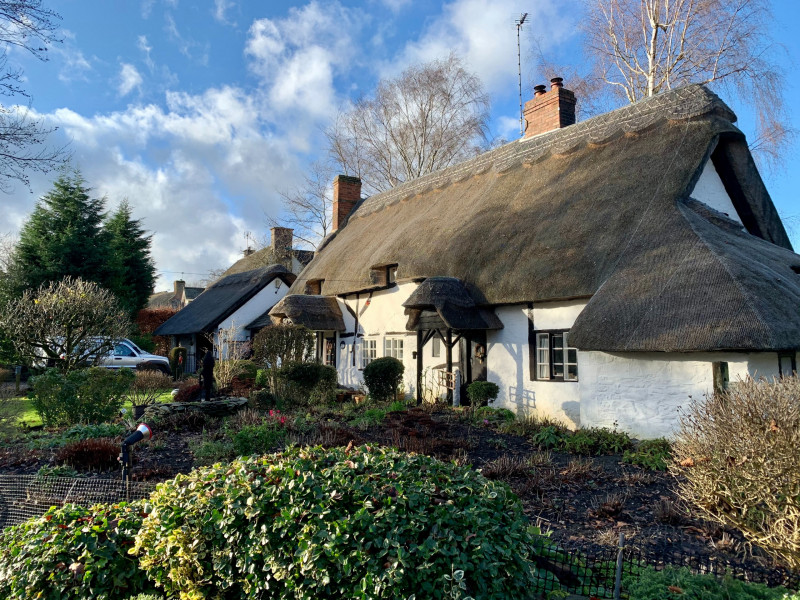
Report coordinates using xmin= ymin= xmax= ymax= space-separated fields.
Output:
xmin=340 ymin=341 xmax=346 ymax=349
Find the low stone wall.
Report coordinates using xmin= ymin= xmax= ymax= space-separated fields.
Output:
xmin=143 ymin=397 xmax=248 ymax=419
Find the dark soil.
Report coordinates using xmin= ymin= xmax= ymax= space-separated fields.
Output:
xmin=0 ymin=404 xmax=794 ymax=585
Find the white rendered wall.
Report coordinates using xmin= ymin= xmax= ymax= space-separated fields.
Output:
xmin=487 ymin=302 xmax=586 ymax=428
xmin=579 ymin=351 xmax=783 ymax=439
xmin=690 ymin=161 xmax=743 ymax=224
xmin=214 ymin=279 xmax=290 ymax=354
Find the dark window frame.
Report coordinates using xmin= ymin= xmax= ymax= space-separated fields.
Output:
xmin=778 ymin=352 xmax=797 ymax=377
xmin=531 ymin=329 xmax=578 ymax=382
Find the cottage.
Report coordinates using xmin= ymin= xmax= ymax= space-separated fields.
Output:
xmin=155 ymin=265 xmax=295 ymax=371
xmin=147 ymin=279 xmax=204 ymax=310
xmin=270 ymin=82 xmax=800 ymax=438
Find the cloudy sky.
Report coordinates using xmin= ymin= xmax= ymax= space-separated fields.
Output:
xmin=1 ymin=0 xmax=798 ymax=291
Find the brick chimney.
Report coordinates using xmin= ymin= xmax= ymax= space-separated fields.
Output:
xmin=523 ymin=77 xmax=576 ymax=138
xmin=333 ymin=175 xmax=361 ymax=231
xmin=173 ymin=280 xmax=186 ymax=308
xmin=270 ymin=226 xmax=294 ymax=271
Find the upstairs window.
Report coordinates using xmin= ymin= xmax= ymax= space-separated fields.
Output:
xmin=306 ymin=279 xmax=324 ymax=295
xmin=533 ymin=330 xmax=578 ymax=381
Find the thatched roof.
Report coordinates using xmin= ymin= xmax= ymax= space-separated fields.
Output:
xmin=268 ymin=295 xmax=345 ymax=331
xmin=224 ymin=247 xmax=314 ymax=277
xmin=155 ymin=265 xmax=296 ymax=336
xmin=289 ymin=84 xmax=799 ymax=352
xmin=403 ymin=277 xmax=503 ymax=331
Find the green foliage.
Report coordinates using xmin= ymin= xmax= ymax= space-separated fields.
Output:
xmin=104 ymin=200 xmax=157 ymax=315
xmin=168 ymin=346 xmax=186 ymax=378
xmin=231 ymin=421 xmax=287 ymax=457
xmin=562 ymin=427 xmax=633 ymax=456
xmin=249 ymin=388 xmax=277 ymax=409
xmin=473 ymin=406 xmax=515 ymax=425
xmin=388 ymin=399 xmax=408 ymax=413
xmin=531 ymin=424 xmax=569 ymax=450
xmin=623 ymin=438 xmax=673 ymax=471
xmin=29 ymin=367 xmax=134 ymax=426
xmin=252 ymin=325 xmax=315 ymax=394
xmin=350 ymin=407 xmax=387 ymax=429
xmin=129 ymin=333 xmax=156 ymax=353
xmin=35 ymin=464 xmax=80 ymax=478
xmin=4 ymin=171 xmax=114 ymax=299
xmin=133 ymin=445 xmax=560 ymax=600
xmin=363 ymin=356 xmax=404 ymax=401
xmin=624 ymin=566 xmax=795 ymax=600
xmin=280 ymin=361 xmax=338 ymax=404
xmin=254 ymin=368 xmax=269 ymax=389
xmin=235 ymin=359 xmax=260 ymax=380
xmin=466 ymin=381 xmax=499 ymax=406
xmin=0 ymin=502 xmax=149 ymax=600
xmin=28 ymin=422 xmax=126 ymax=448
xmin=190 ymin=437 xmax=234 ymax=466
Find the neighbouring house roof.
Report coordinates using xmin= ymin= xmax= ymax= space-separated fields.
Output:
xmin=290 ymin=84 xmax=800 ymax=352
xmin=223 ymin=247 xmax=314 ymax=277
xmin=267 ymin=295 xmax=346 ymax=331
xmin=403 ymin=277 xmax=503 ymax=331
xmin=147 ymin=287 xmax=204 ymax=309
xmin=154 ymin=265 xmax=296 ymax=336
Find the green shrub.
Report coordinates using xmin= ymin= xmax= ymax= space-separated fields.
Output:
xmin=0 ymin=502 xmax=149 ymax=600
xmin=133 ymin=445 xmax=563 ymax=599
xmin=363 ymin=356 xmax=404 ymax=402
xmin=35 ymin=464 xmax=80 ymax=478
xmin=280 ymin=361 xmax=338 ymax=404
xmin=231 ymin=419 xmax=287 ymax=457
xmin=474 ymin=406 xmax=515 ymax=425
xmin=126 ymin=595 xmax=164 ymax=600
xmin=168 ymin=346 xmax=186 ymax=378
xmin=466 ymin=381 xmax=500 ymax=406
xmin=190 ymin=437 xmax=234 ymax=466
xmin=249 ymin=387 xmax=276 ymax=409
xmin=254 ymin=368 xmax=269 ymax=389
xmin=674 ymin=376 xmax=800 ymax=569
xmin=531 ymin=424 xmax=569 ymax=449
xmin=562 ymin=427 xmax=633 ymax=456
xmin=129 ymin=334 xmax=156 ymax=353
xmin=623 ymin=438 xmax=672 ymax=471
xmin=349 ymin=407 xmax=387 ymax=430
xmin=27 ymin=422 xmax=126 ymax=449
xmin=235 ymin=359 xmax=259 ymax=380
xmin=29 ymin=367 xmax=134 ymax=426
xmin=624 ymin=566 xmax=796 ymax=599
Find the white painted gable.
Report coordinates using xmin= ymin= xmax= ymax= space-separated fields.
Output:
xmin=690 ymin=160 xmax=743 ymax=224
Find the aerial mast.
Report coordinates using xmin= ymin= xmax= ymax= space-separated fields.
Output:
xmin=516 ymin=12 xmax=528 ymax=137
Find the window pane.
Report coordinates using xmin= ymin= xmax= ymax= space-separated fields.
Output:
xmin=567 ymin=348 xmax=577 ymax=364
xmin=432 ymin=337 xmax=440 ymax=357
xmin=566 ymin=364 xmax=578 ymax=381
xmin=535 ymin=333 xmax=550 ymax=379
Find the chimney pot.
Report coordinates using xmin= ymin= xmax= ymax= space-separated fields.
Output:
xmin=333 ymin=175 xmax=362 ymax=232
xmin=523 ymin=77 xmax=576 ymax=138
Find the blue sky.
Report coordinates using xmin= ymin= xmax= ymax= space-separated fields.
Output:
xmin=1 ymin=0 xmax=798 ymax=290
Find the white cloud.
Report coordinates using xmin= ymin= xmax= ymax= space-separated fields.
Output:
xmin=165 ymin=14 xmax=209 ymax=64
xmin=6 ymin=85 xmax=305 ymax=290
xmin=118 ymin=63 xmax=143 ymax=96
xmin=138 ymin=35 xmax=154 ymax=71
xmin=213 ymin=0 xmax=236 ymax=24
xmin=394 ymin=0 xmax=569 ymax=95
xmin=53 ymin=42 xmax=93 ymax=83
xmin=245 ymin=1 xmax=363 ymax=120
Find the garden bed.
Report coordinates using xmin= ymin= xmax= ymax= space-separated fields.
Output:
xmin=0 ymin=399 xmax=794 ymax=588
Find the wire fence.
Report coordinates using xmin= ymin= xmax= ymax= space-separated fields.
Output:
xmin=0 ymin=474 xmax=796 ymax=598
xmin=0 ymin=474 xmax=156 ymax=530
xmin=534 ymin=536 xmax=800 ymax=598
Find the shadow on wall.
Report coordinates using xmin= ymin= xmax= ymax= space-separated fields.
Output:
xmin=507 ymin=386 xmax=536 ymax=413
xmin=561 ymin=400 xmax=581 ymax=428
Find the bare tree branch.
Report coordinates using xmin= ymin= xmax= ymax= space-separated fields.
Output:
xmin=325 ymin=53 xmax=490 ymax=195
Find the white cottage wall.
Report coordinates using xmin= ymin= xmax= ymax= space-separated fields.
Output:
xmin=487 ymin=302 xmax=586 ymax=428
xmin=690 ymin=161 xmax=743 ymax=224
xmin=214 ymin=280 xmax=290 ymax=353
xmin=579 ymin=351 xmax=783 ymax=439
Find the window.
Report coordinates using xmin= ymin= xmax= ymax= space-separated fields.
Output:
xmin=533 ymin=331 xmax=577 ymax=381
xmin=361 ymin=339 xmax=377 ymax=367
xmin=431 ymin=336 xmax=441 ymax=358
xmin=324 ymin=338 xmax=336 ymax=367
xmin=384 ymin=337 xmax=404 ymax=360
xmin=114 ymin=344 xmax=135 ymax=357
xmin=779 ymin=352 xmax=796 ymax=377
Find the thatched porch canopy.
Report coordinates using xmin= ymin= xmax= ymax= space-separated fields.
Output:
xmin=403 ymin=277 xmax=503 ymax=331
xmin=268 ymin=295 xmax=346 ymax=332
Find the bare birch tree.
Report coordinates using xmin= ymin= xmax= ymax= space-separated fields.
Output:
xmin=326 ymin=53 xmax=491 ymax=194
xmin=582 ymin=0 xmax=790 ymax=165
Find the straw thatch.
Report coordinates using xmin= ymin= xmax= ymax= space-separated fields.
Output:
xmin=403 ymin=277 xmax=503 ymax=331
xmin=224 ymin=247 xmax=314 ymax=277
xmin=155 ymin=265 xmax=296 ymax=336
xmin=268 ymin=295 xmax=345 ymax=331
xmin=289 ymin=84 xmax=799 ymax=352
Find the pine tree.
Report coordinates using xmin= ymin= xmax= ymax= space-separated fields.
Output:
xmin=5 ymin=170 xmax=113 ymax=297
xmin=105 ymin=200 xmax=156 ymax=315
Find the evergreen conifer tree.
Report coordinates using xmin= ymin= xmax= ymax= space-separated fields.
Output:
xmin=105 ymin=200 xmax=156 ymax=315
xmin=5 ymin=171 xmax=112 ymax=297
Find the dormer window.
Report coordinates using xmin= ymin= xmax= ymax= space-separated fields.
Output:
xmin=791 ymin=265 xmax=800 ymax=275
xmin=306 ymin=279 xmax=324 ymax=295
xmin=369 ymin=263 xmax=398 ymax=287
